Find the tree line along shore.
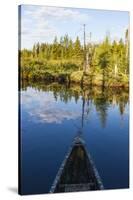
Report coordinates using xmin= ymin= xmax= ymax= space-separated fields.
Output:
xmin=20 ymin=29 xmax=129 ymax=88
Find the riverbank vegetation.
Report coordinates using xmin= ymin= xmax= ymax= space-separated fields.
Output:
xmin=20 ymin=29 xmax=129 ymax=88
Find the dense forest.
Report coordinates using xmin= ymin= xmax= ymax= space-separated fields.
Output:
xmin=20 ymin=29 xmax=129 ymax=88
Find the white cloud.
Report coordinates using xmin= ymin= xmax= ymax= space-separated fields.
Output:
xmin=21 ymin=5 xmax=91 ymax=48
xmin=24 ymin=6 xmax=90 ymax=23
xmin=21 ymin=13 xmax=58 ymax=40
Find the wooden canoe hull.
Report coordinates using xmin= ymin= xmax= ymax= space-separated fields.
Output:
xmin=50 ymin=136 xmax=104 ymax=193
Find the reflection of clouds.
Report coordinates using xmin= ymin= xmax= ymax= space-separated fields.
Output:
xmin=21 ymin=88 xmax=80 ymax=124
xmin=30 ymin=108 xmax=80 ymax=124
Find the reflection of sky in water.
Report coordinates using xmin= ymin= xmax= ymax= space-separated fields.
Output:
xmin=20 ymin=86 xmax=129 ymax=194
xmin=21 ymin=87 xmax=129 ymax=126
xmin=21 ymin=88 xmax=83 ymax=124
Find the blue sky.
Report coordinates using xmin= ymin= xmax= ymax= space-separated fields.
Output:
xmin=20 ymin=5 xmax=129 ymax=49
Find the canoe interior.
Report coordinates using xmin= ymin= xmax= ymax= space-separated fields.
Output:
xmin=50 ymin=137 xmax=103 ymax=193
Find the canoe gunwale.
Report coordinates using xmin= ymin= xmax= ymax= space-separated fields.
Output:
xmin=49 ymin=136 xmax=104 ymax=193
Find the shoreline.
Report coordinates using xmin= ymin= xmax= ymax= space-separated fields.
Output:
xmin=20 ymin=78 xmax=129 ymax=90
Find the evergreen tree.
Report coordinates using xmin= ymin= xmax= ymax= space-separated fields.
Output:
xmin=73 ymin=36 xmax=82 ymax=59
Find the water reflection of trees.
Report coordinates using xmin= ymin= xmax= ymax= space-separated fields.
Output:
xmin=21 ymin=81 xmax=129 ymax=127
xmin=94 ymin=93 xmax=108 ymax=128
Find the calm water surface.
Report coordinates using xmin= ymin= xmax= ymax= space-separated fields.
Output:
xmin=20 ymin=82 xmax=129 ymax=194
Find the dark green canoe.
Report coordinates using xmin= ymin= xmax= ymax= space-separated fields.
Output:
xmin=50 ymin=135 xmax=104 ymax=193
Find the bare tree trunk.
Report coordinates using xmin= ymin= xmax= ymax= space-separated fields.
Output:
xmin=86 ymin=52 xmax=89 ymax=72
